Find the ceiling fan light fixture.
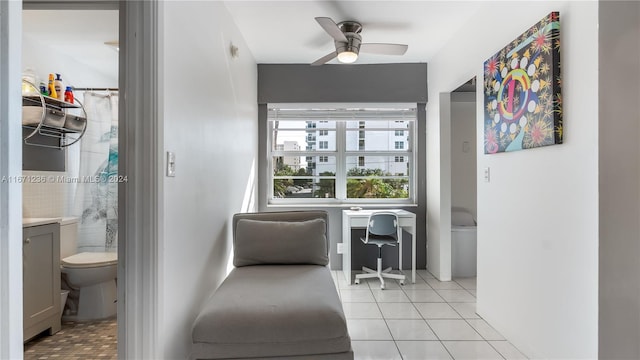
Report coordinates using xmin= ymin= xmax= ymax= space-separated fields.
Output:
xmin=337 ymin=50 xmax=358 ymax=63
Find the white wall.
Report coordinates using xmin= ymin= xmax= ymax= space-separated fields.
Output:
xmin=598 ymin=1 xmax=640 ymax=358
xmin=159 ymin=2 xmax=258 ymax=358
xmin=450 ymin=93 xmax=477 ymax=219
xmin=427 ymin=2 xmax=598 ymax=358
xmin=22 ymin=34 xmax=117 ymax=89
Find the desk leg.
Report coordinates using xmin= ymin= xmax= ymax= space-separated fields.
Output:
xmin=398 ymin=227 xmax=403 ymax=279
xmin=342 ymin=213 xmax=352 ymax=285
xmin=411 ymin=227 xmax=416 ymax=284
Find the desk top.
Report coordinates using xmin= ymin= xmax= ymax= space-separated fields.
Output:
xmin=342 ymin=209 xmax=415 ymax=217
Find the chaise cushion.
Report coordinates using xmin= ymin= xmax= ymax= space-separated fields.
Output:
xmin=234 ymin=218 xmax=329 ymax=267
xmin=192 ymin=265 xmax=351 ymax=359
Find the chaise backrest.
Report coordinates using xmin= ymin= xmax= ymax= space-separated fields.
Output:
xmin=232 ymin=211 xmax=329 ymax=267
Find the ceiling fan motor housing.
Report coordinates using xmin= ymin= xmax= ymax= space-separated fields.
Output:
xmin=336 ymin=21 xmax=363 ymax=55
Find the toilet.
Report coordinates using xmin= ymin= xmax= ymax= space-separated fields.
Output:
xmin=451 ymin=207 xmax=477 ymax=278
xmin=59 ymin=217 xmax=118 ymax=320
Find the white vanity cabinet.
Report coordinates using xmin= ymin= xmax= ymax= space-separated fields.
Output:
xmin=23 ymin=221 xmax=61 ymax=342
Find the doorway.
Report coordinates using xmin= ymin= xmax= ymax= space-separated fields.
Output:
xmin=21 ymin=6 xmax=120 ymax=359
xmin=450 ymin=77 xmax=477 ymax=279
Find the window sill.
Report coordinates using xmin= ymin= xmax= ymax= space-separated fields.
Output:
xmin=266 ymin=203 xmax=418 ymax=209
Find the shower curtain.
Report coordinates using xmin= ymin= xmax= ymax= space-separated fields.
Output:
xmin=72 ymin=91 xmax=119 ymax=251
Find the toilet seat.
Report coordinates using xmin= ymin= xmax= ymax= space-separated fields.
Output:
xmin=62 ymin=252 xmax=117 ymax=269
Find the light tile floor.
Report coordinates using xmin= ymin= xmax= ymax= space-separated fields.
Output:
xmin=332 ymin=270 xmax=528 ymax=360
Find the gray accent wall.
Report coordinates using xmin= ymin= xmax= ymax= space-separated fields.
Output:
xmin=258 ymin=63 xmax=427 ymax=270
xmin=598 ymin=1 xmax=640 ymax=358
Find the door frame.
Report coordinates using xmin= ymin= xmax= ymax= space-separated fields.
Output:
xmin=0 ymin=1 xmax=161 ymax=358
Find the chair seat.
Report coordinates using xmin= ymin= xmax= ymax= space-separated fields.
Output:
xmin=360 ymin=234 xmax=397 ymax=247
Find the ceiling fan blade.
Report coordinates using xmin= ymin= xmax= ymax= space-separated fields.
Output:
xmin=315 ymin=17 xmax=348 ymax=43
xmin=360 ymin=43 xmax=408 ymax=55
xmin=311 ymin=51 xmax=338 ymax=66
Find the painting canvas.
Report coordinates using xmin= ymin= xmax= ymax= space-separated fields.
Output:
xmin=483 ymin=12 xmax=562 ymax=154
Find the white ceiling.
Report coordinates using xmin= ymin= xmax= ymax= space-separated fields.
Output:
xmin=21 ymin=2 xmax=484 ymax=72
xmin=224 ymin=1 xmax=483 ymax=64
xmin=22 ymin=9 xmax=119 ymax=77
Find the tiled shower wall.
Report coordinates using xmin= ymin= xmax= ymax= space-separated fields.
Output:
xmin=22 ymin=170 xmax=69 ymax=218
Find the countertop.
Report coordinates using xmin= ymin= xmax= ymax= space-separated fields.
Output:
xmin=23 ymin=217 xmax=62 ymax=227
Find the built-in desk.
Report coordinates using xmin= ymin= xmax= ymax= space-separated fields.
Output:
xmin=342 ymin=209 xmax=416 ymax=285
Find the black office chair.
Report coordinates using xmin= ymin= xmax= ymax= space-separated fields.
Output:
xmin=354 ymin=212 xmax=406 ymax=289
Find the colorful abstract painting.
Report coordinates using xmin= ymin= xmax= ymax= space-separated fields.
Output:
xmin=483 ymin=12 xmax=562 ymax=154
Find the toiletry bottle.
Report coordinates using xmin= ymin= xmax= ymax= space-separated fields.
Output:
xmin=54 ymin=74 xmax=64 ymax=100
xmin=39 ymin=82 xmax=48 ymax=96
xmin=64 ymin=86 xmax=74 ymax=104
xmin=48 ymin=73 xmax=58 ymax=99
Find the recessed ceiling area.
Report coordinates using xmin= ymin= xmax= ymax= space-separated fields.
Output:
xmin=224 ymin=1 xmax=483 ymax=64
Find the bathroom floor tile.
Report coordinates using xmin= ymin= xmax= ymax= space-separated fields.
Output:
xmin=396 ymin=341 xmax=453 ymax=360
xmin=24 ymin=317 xmax=117 ymax=360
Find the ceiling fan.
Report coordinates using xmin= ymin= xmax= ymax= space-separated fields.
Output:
xmin=311 ymin=17 xmax=408 ymax=66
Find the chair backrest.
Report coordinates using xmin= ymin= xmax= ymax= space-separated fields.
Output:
xmin=364 ymin=212 xmax=399 ymax=243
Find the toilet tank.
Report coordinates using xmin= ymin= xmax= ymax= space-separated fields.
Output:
xmin=60 ymin=217 xmax=79 ymax=259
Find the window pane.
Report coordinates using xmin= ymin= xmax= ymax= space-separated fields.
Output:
xmin=346 ymin=154 xmax=409 ymax=199
xmin=346 ymin=177 xmax=409 ymax=199
xmin=272 ymin=121 xmax=336 ymax=152
xmin=273 ymin=156 xmax=336 ymax=176
xmin=346 ymin=156 xmax=409 ymax=176
xmin=346 ymin=130 xmax=407 ymax=151
xmin=273 ymin=178 xmax=336 ymax=199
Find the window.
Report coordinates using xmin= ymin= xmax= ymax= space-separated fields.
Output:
xmin=268 ymin=106 xmax=416 ymax=204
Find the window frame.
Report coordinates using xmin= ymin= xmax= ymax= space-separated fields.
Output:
xmin=267 ymin=105 xmax=417 ymax=206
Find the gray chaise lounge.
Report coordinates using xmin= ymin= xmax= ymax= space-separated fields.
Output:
xmin=192 ymin=211 xmax=353 ymax=360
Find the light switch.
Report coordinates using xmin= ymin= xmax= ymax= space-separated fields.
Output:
xmin=166 ymin=151 xmax=176 ymax=177
xmin=463 ymin=141 xmax=470 ymax=153
xmin=336 ymin=243 xmax=344 ymax=254
xmin=483 ymin=167 xmax=490 ymax=183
